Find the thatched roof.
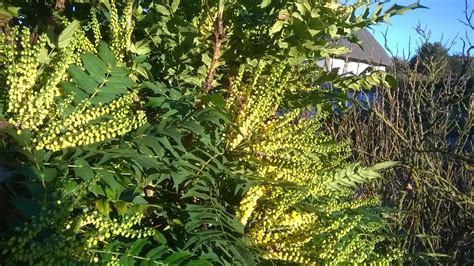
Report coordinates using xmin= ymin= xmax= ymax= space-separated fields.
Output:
xmin=337 ymin=29 xmax=393 ymax=67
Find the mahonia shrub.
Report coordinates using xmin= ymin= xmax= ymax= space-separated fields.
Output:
xmin=226 ymin=63 xmax=405 ymax=264
xmin=0 ymin=14 xmax=161 ymax=263
xmin=0 ymin=0 xmax=423 ymax=265
xmin=1 ymin=1 xmax=144 ymax=152
xmin=0 ymin=1 xmax=255 ymax=264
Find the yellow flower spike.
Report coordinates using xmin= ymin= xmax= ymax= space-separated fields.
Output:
xmin=3 ymin=5 xmax=143 ymax=152
xmin=226 ymin=63 xmax=394 ymax=264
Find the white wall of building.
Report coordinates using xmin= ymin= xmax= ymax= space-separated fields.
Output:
xmin=316 ymin=58 xmax=386 ymax=76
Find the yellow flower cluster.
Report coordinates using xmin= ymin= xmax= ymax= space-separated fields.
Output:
xmin=249 ymin=209 xmax=316 ymax=245
xmin=0 ymin=27 xmax=16 ymax=64
xmin=79 ymin=210 xmax=155 ymax=248
xmin=91 ymin=7 xmax=102 ymax=47
xmin=236 ymin=185 xmax=266 ymax=226
xmin=4 ymin=205 xmax=155 ymax=265
xmin=226 ymin=64 xmax=402 ymax=264
xmin=72 ymin=28 xmax=97 ymax=65
xmin=320 ymin=195 xmax=381 ymax=213
xmin=54 ymin=14 xmax=70 ymax=27
xmin=34 ymin=91 xmax=146 ymax=151
xmin=263 ymin=250 xmax=311 ymax=264
xmin=227 ymin=63 xmax=290 ymax=151
xmin=315 ymin=213 xmax=404 ymax=265
xmin=323 ymin=0 xmax=353 ymax=18
xmin=368 ymin=249 xmax=406 ymax=265
xmin=109 ymin=0 xmax=134 ymax=62
xmin=4 ymin=24 xmax=96 ymax=131
xmin=5 ymin=28 xmax=47 ymax=129
xmin=109 ymin=0 xmax=120 ymax=51
xmin=314 ymin=215 xmax=362 ymax=260
xmin=196 ymin=5 xmax=217 ymax=42
xmin=3 ymin=18 xmax=147 ymax=152
xmin=4 ymin=208 xmax=64 ymax=263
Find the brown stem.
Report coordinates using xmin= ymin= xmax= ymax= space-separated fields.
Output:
xmin=202 ymin=2 xmax=225 ymax=93
xmin=55 ymin=0 xmax=66 ymax=10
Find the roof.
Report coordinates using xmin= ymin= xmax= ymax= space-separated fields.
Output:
xmin=337 ymin=29 xmax=393 ymax=67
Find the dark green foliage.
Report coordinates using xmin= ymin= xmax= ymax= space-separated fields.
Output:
xmin=0 ymin=82 xmax=254 ymax=264
xmin=140 ymin=0 xmax=424 ymax=89
xmin=0 ymin=8 xmax=254 ymax=263
xmin=409 ymin=42 xmax=450 ymax=75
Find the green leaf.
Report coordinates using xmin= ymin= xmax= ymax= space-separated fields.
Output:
xmin=158 ymin=137 xmax=179 ymax=157
xmin=182 ymin=188 xmax=210 ymax=200
xmin=37 ymin=46 xmax=49 ymax=63
xmin=14 ymin=166 xmax=41 ymax=181
xmin=386 ymin=3 xmax=427 ymax=16
xmin=172 ymin=218 xmax=184 ymax=226
xmin=170 ymin=0 xmax=180 ymax=13
xmin=114 ymin=201 xmax=128 ymax=215
xmin=61 ymin=81 xmax=88 ymax=103
xmin=228 ymin=245 xmax=256 ymax=265
xmin=0 ymin=4 xmax=20 ymax=17
xmin=89 ymin=183 xmax=105 ymax=196
xmin=106 ymin=76 xmax=135 ymax=89
xmin=91 ymin=87 xmax=127 ymax=104
xmin=100 ymin=170 xmax=123 ymax=199
xmin=136 ymin=135 xmax=163 ymax=157
xmin=163 ymin=251 xmax=191 ymax=264
xmin=143 ymin=246 xmax=169 ymax=263
xmin=98 ymin=42 xmax=117 ymax=66
xmin=110 ymin=66 xmax=130 ymax=77
xmin=270 ymin=21 xmax=285 ymax=34
xmin=95 ymin=199 xmax=110 ymax=216
xmin=181 ymin=121 xmax=206 ymax=138
xmin=171 ymin=171 xmax=191 ymax=188
xmin=119 ymin=255 xmax=135 ymax=266
xmin=370 ymin=161 xmax=399 ymax=171
xmin=146 ymin=97 xmax=166 ymax=107
xmin=169 ymin=88 xmax=182 ymax=100
xmin=69 ymin=65 xmax=98 ymax=94
xmin=420 ymin=252 xmax=450 ymax=258
xmin=141 ymin=81 xmax=166 ymax=94
xmin=1 ymin=128 xmax=31 ymax=147
xmin=155 ymin=4 xmax=170 ymax=16
xmin=129 ymin=238 xmax=148 ymax=255
xmin=260 ymin=0 xmax=271 ymax=8
xmin=130 ymin=41 xmax=151 ymax=55
xmin=81 ymin=53 xmax=108 ymax=82
xmin=308 ymin=18 xmax=324 ymax=33
xmin=58 ymin=20 xmax=80 ymax=48
xmin=295 ymin=2 xmax=309 ymax=15
xmin=42 ymin=167 xmax=58 ymax=183
xmin=11 ymin=197 xmax=41 ymax=217
xmin=185 ymin=259 xmax=212 ymax=266
xmin=63 ymin=180 xmax=76 ymax=195
xmin=384 ymin=74 xmax=398 ymax=88
xmin=74 ymin=159 xmax=94 ymax=181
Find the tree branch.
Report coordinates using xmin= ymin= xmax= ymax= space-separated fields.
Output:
xmin=202 ymin=0 xmax=225 ymax=93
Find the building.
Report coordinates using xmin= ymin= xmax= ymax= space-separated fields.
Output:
xmin=317 ymin=29 xmax=392 ymax=75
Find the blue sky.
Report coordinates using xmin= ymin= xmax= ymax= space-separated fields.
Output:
xmin=369 ymin=0 xmax=472 ymax=57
